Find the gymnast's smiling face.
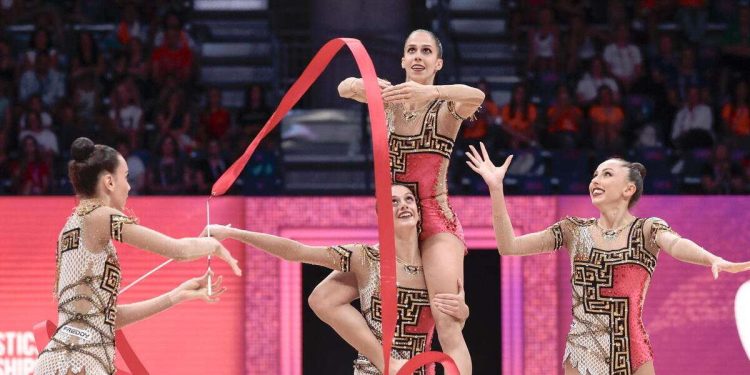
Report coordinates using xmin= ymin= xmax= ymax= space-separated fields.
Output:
xmin=392 ymin=185 xmax=420 ymax=232
xmin=401 ymin=30 xmax=443 ymax=85
xmin=589 ymin=159 xmax=635 ymax=210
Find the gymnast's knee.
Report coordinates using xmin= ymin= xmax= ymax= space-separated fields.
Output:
xmin=308 ymin=283 xmax=335 ymax=321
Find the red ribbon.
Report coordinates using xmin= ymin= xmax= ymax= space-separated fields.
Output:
xmin=33 ymin=320 xmax=148 ymax=374
xmin=211 ymin=38 xmax=457 ymax=375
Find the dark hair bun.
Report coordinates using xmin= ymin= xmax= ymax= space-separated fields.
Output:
xmin=71 ymin=137 xmax=95 ymax=162
xmin=632 ymin=162 xmax=647 ymax=178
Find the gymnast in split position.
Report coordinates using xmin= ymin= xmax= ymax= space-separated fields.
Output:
xmin=203 ymin=184 xmax=468 ymax=374
xmin=34 ymin=137 xmax=242 ymax=375
xmin=466 ymin=142 xmax=750 ymax=375
xmin=330 ymin=29 xmax=484 ymax=374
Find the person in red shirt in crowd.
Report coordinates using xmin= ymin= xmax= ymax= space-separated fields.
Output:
xmin=200 ymin=87 xmax=231 ymax=141
xmin=546 ymin=85 xmax=582 ymax=149
xmin=115 ymin=1 xmax=147 ymax=46
xmin=589 ymin=85 xmax=625 ymax=151
xmin=460 ymin=79 xmax=497 ymax=143
xmin=151 ymin=15 xmax=193 ymax=84
xmin=13 ymin=135 xmax=51 ymax=194
xmin=500 ymin=83 xmax=538 ymax=149
xmin=721 ymin=80 xmax=750 ymax=147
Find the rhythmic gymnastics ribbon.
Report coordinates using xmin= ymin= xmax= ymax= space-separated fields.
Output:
xmin=211 ymin=38 xmax=458 ymax=375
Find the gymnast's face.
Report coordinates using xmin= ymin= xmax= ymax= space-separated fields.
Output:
xmin=392 ymin=185 xmax=419 ymax=230
xmin=106 ymin=154 xmax=131 ymax=211
xmin=589 ymin=159 xmax=635 ymax=209
xmin=401 ymin=31 xmax=443 ymax=85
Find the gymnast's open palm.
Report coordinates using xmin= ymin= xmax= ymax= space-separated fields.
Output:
xmin=466 ymin=142 xmax=513 ymax=189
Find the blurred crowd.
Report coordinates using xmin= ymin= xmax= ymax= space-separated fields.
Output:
xmin=0 ymin=0 xmax=280 ymax=196
xmin=453 ymin=0 xmax=750 ymax=195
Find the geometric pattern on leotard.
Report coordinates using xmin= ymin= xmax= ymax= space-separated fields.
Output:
xmin=566 ymin=218 xmax=657 ymax=375
xmin=388 ymin=100 xmax=455 ymax=176
xmin=35 ymin=203 xmax=130 ymax=375
xmin=353 ymin=245 xmax=435 ymax=375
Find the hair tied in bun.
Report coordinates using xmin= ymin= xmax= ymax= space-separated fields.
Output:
xmin=71 ymin=137 xmax=95 ymax=162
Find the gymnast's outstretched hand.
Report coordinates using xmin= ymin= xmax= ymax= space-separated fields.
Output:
xmin=171 ymin=271 xmax=226 ymax=303
xmin=466 ymin=142 xmax=513 ymax=190
xmin=712 ymin=259 xmax=750 ymax=279
xmin=201 ymin=224 xmax=233 ymax=241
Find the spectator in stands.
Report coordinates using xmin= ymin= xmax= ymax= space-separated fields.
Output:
xmin=184 ymin=156 xmax=209 ymax=195
xmin=155 ymin=90 xmax=194 ymax=152
xmin=701 ymin=143 xmax=745 ymax=194
xmin=527 ymin=7 xmax=560 ymax=75
xmin=203 ymin=138 xmax=227 ymax=184
xmin=19 ymin=28 xmax=59 ymax=72
xmin=460 ymin=79 xmax=497 ymax=146
xmin=576 ymin=57 xmax=620 ymax=106
xmin=235 ymin=84 xmax=271 ymax=156
xmin=0 ymin=39 xmax=16 ymax=83
xmin=0 ymin=79 xmax=12 ymax=131
xmin=151 ymin=13 xmax=194 ymax=84
xmin=589 ymin=85 xmax=625 ymax=151
xmin=564 ymin=14 xmax=599 ymax=75
xmin=18 ymin=51 xmax=65 ymax=108
xmin=675 ymin=47 xmax=703 ymax=101
xmin=500 ymin=83 xmax=538 ymax=149
xmin=147 ymin=135 xmax=185 ymax=194
xmin=71 ymin=72 xmax=99 ymax=123
xmin=677 ymin=0 xmax=708 ymax=43
xmin=126 ymin=38 xmax=149 ymax=82
xmin=12 ymin=135 xmax=51 ymax=194
xmin=650 ymin=33 xmax=679 ymax=87
xmin=116 ymin=138 xmax=146 ymax=195
xmin=721 ymin=80 xmax=750 ymax=147
xmin=633 ymin=122 xmax=664 ymax=148
xmin=603 ymin=24 xmax=643 ymax=89
xmin=672 ymin=85 xmax=714 ymax=149
xmin=18 ymin=110 xmax=57 ymax=158
xmin=19 ymin=95 xmax=52 ymax=130
xmin=101 ymin=51 xmax=129 ymax=97
xmin=153 ymin=12 xmax=196 ymax=50
xmin=109 ymin=78 xmax=144 ymax=149
xmin=546 ymin=85 xmax=583 ymax=149
xmin=56 ymin=100 xmax=89 ymax=149
xmin=70 ymin=31 xmax=104 ymax=80
xmin=115 ymin=1 xmax=148 ymax=46
xmin=200 ymin=87 xmax=231 ymax=141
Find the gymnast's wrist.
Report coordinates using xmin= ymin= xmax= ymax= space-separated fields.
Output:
xmin=349 ymin=78 xmax=361 ymax=97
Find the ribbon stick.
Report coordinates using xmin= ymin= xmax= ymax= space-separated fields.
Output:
xmin=119 ymin=259 xmax=173 ymax=295
xmin=210 ymin=38 xmax=458 ymax=375
xmin=206 ymin=198 xmax=212 ymax=296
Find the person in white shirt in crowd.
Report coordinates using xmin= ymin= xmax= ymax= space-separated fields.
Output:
xmin=671 ymin=85 xmax=714 ymax=149
xmin=19 ymin=51 xmax=65 ymax=108
xmin=18 ymin=110 xmax=58 ymax=158
xmin=576 ymin=57 xmax=620 ymax=106
xmin=603 ymin=24 xmax=642 ymax=89
xmin=109 ymin=78 xmax=144 ymax=149
xmin=19 ymin=94 xmax=53 ymax=130
xmin=115 ymin=138 xmax=145 ymax=195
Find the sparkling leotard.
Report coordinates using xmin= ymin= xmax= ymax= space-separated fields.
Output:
xmin=547 ymin=216 xmax=675 ymax=375
xmin=328 ymin=244 xmax=436 ymax=375
xmin=35 ymin=203 xmax=135 ymax=375
xmin=388 ymin=100 xmax=468 ymax=249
